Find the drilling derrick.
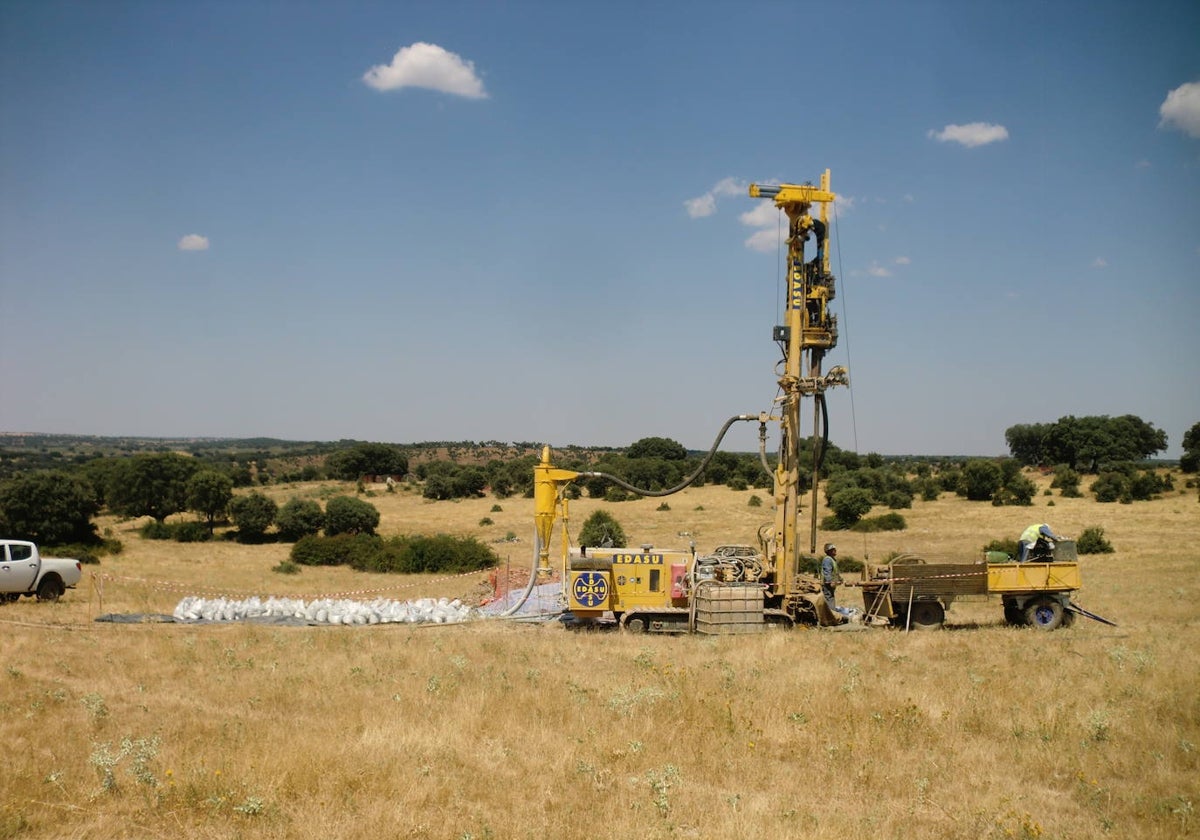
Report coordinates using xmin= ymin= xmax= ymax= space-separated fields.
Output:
xmin=749 ymin=170 xmax=848 ymax=601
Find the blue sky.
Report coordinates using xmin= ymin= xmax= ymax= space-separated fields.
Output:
xmin=2 ymin=1 xmax=1197 ymax=457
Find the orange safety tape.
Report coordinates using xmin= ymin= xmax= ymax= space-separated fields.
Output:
xmin=867 ymin=569 xmax=988 ymax=584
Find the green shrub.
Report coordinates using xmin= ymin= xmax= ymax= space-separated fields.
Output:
xmin=361 ymin=534 xmax=498 ymax=575
xmin=1076 ymin=526 xmax=1114 ymax=554
xmin=45 ymin=540 xmax=119 ymax=565
xmin=727 ymin=477 xmax=748 ymax=491
xmin=828 ymin=488 xmax=872 ymax=529
xmin=0 ymin=469 xmax=100 ymax=545
xmin=1091 ymin=471 xmax=1125 ymax=503
xmin=579 ymin=510 xmax=626 ymax=548
xmin=186 ymin=470 xmax=233 ymax=532
xmin=290 ymin=533 xmax=380 ymax=567
xmin=290 ymin=533 xmax=498 ymax=575
xmin=172 ymin=521 xmax=210 ymax=543
xmin=1051 ymin=465 xmax=1083 ymax=498
xmin=491 ymin=504 xmax=503 ymax=513
xmin=748 ymin=494 xmax=763 ymax=508
xmin=1129 ymin=471 xmax=1162 ymax=501
xmin=1091 ymin=467 xmax=1167 ymax=503
xmin=229 ymin=492 xmax=278 ymax=541
xmin=604 ymin=487 xmax=633 ymax=502
xmin=478 ymin=517 xmax=494 ymax=526
xmin=851 ymin=512 xmax=907 ymax=532
xmin=276 ymin=498 xmax=325 ymax=542
xmin=139 ymin=521 xmax=173 ymax=540
xmin=997 ymin=474 xmax=1037 ymax=506
xmin=958 ymin=460 xmax=1002 ymax=501
xmin=798 ymin=554 xmax=864 ymax=575
xmin=656 ymin=502 xmax=670 ymax=511
xmin=291 ymin=534 xmax=332 ymax=566
xmin=983 ymin=538 xmax=1018 ymax=556
xmin=324 ymin=495 xmax=380 ymax=536
xmin=272 ymin=560 xmax=300 ymax=575
xmin=820 ymin=514 xmax=844 ymax=531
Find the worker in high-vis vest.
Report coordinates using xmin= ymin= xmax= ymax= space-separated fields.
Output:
xmin=1018 ymin=523 xmax=1064 ymax=562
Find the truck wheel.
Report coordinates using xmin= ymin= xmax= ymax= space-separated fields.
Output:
xmin=1024 ymin=597 xmax=1063 ymax=631
xmin=909 ymin=601 xmax=944 ymax=630
xmin=36 ymin=576 xmax=64 ymax=602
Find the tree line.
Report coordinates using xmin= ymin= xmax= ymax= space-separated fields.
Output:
xmin=2 ymin=419 xmax=1197 ymax=550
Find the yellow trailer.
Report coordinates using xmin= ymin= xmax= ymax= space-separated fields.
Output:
xmin=859 ymin=540 xmax=1103 ymax=631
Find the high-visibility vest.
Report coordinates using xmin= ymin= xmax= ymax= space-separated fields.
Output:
xmin=821 ymin=555 xmax=840 ymax=584
xmin=1020 ymin=523 xmax=1049 ymax=544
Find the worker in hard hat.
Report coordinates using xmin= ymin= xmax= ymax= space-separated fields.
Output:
xmin=1018 ymin=523 xmax=1065 ymax=563
xmin=820 ymin=543 xmax=844 ymax=615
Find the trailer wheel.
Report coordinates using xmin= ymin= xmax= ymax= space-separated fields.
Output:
xmin=624 ymin=617 xmax=646 ymax=633
xmin=1003 ymin=604 xmax=1025 ymax=626
xmin=1024 ymin=597 xmax=1063 ymax=631
xmin=36 ymin=576 xmax=64 ymax=602
xmin=909 ymin=600 xmax=944 ymax=630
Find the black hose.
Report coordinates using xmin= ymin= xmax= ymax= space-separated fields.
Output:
xmin=582 ymin=414 xmax=757 ymax=498
xmin=816 ymin=392 xmax=830 ymax=476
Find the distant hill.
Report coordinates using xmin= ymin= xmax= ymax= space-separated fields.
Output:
xmin=0 ymin=433 xmax=622 ymax=480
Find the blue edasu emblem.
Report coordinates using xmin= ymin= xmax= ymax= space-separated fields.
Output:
xmin=573 ymin=572 xmax=608 ymax=608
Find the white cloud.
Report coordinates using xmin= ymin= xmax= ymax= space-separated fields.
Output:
xmin=745 ymin=229 xmax=784 ymax=253
xmin=867 ymin=261 xmax=891 ymax=277
xmin=178 ymin=234 xmax=209 ymax=251
xmin=684 ymin=177 xmax=746 ymax=218
xmin=711 ymin=177 xmax=744 ymax=197
xmin=362 ymin=42 xmax=487 ymax=98
xmin=894 ymin=256 xmax=911 ymax=265
xmin=903 ymin=193 xmax=915 ymax=203
xmin=738 ymin=202 xmax=778 ymax=228
xmin=1092 ymin=257 xmax=1108 ymax=269
xmin=928 ymin=122 xmax=1009 ymax=147
xmin=1135 ymin=159 xmax=1151 ymax=169
xmin=1159 ymin=80 xmax=1200 ymax=138
xmin=684 ymin=194 xmax=716 ymax=218
xmin=735 ymin=188 xmax=850 ymax=251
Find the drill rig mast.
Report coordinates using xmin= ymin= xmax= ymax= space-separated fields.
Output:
xmin=526 ymin=170 xmax=848 ymax=629
xmin=748 ymin=170 xmax=848 ymax=599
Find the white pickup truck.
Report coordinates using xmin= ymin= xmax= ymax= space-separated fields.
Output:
xmin=0 ymin=539 xmax=82 ymax=602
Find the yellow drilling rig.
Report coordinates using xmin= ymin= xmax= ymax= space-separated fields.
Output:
xmin=529 ymin=171 xmax=848 ymax=633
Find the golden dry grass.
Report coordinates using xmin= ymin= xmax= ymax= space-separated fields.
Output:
xmin=3 ymin=472 xmax=1198 ymax=839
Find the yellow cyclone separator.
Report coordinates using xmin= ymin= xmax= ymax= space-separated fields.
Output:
xmin=534 ymin=446 xmax=579 ymax=575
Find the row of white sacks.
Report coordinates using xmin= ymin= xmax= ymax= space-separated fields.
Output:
xmin=173 ymin=595 xmax=475 ymax=625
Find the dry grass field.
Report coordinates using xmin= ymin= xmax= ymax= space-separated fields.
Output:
xmin=3 ymin=472 xmax=1198 ymax=839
